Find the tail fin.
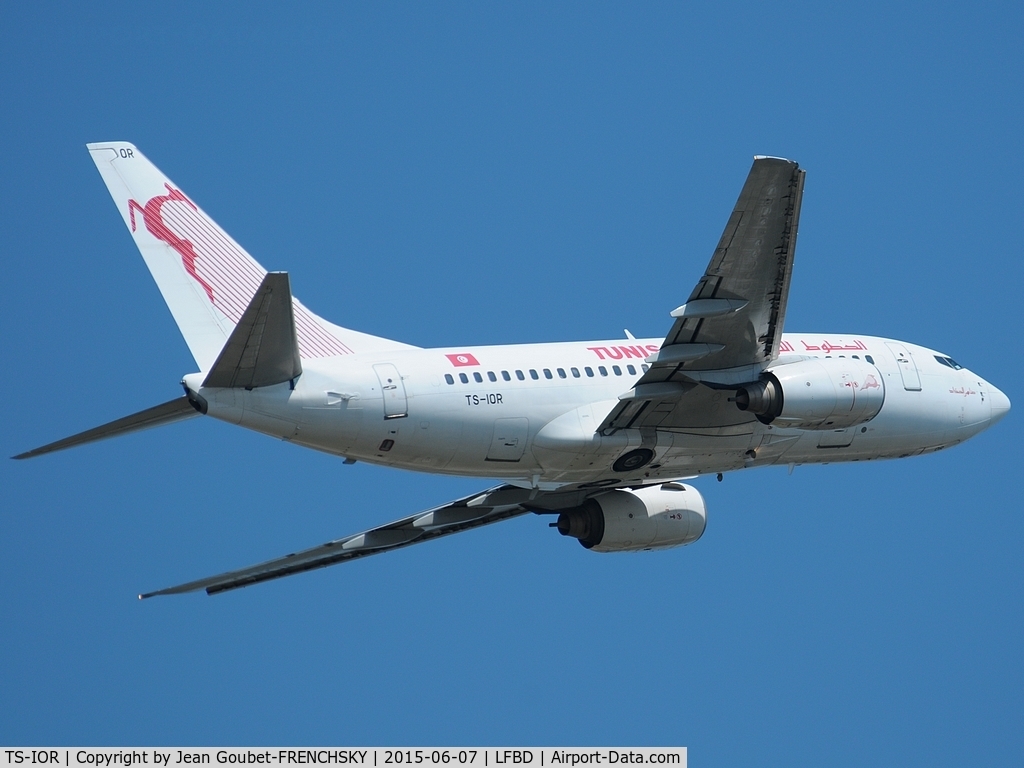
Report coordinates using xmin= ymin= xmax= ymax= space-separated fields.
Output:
xmin=88 ymin=142 xmax=414 ymax=371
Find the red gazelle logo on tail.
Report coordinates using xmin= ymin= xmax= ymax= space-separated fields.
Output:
xmin=128 ymin=185 xmax=216 ymax=304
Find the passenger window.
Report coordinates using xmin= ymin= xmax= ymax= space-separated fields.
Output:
xmin=627 ymin=364 xmax=636 ymax=375
xmin=865 ymin=355 xmax=874 ymax=364
xmin=502 ymin=370 xmax=511 ymax=381
xmin=612 ymin=365 xmax=622 ymax=375
xmin=641 ymin=364 xmax=650 ymax=372
xmin=530 ymin=369 xmax=539 ymax=380
xmin=585 ymin=367 xmax=594 ymax=377
xmin=473 ymin=372 xmax=483 ymax=383
xmin=557 ymin=368 xmax=567 ymax=378
xmin=543 ymin=369 xmax=553 ymax=379
xmin=488 ymin=371 xmax=497 ymax=382
xmin=852 ymin=355 xmax=860 ymax=360
xmin=459 ymin=373 xmax=469 ymax=384
xmin=444 ymin=374 xmax=454 ymax=385
xmin=516 ymin=370 xmax=525 ymax=380
xmin=598 ymin=366 xmax=608 ymax=376
xmin=571 ymin=367 xmax=581 ymax=378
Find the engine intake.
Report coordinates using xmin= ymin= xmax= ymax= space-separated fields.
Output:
xmin=555 ymin=483 xmax=707 ymax=552
xmin=735 ymin=357 xmax=885 ymax=429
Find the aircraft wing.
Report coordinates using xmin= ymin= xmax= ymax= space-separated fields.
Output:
xmin=140 ymin=484 xmax=569 ymax=597
xmin=600 ymin=156 xmax=805 ymax=434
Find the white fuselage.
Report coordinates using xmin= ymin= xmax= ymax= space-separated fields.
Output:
xmin=184 ymin=332 xmax=1010 ymax=488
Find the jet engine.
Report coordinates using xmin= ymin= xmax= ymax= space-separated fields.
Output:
xmin=734 ymin=357 xmax=885 ymax=429
xmin=555 ymin=483 xmax=707 ymax=552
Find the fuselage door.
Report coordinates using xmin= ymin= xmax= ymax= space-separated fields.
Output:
xmin=486 ymin=418 xmax=529 ymax=462
xmin=373 ymin=363 xmax=408 ymax=419
xmin=885 ymin=342 xmax=922 ymax=391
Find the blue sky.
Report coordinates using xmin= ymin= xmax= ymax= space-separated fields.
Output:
xmin=2 ymin=2 xmax=1021 ymax=763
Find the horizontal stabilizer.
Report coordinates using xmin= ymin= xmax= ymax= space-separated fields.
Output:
xmin=202 ymin=272 xmax=302 ymax=389
xmin=13 ymin=396 xmax=200 ymax=460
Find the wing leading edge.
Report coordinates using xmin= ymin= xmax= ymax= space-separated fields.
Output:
xmin=140 ymin=485 xmax=551 ymax=597
xmin=600 ymin=156 xmax=805 ymax=434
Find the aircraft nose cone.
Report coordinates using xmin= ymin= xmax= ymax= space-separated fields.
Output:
xmin=990 ymin=386 xmax=1011 ymax=426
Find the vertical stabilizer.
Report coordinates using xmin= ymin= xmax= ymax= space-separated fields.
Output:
xmin=87 ymin=142 xmax=415 ymax=371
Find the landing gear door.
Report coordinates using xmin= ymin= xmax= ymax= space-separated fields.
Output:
xmin=885 ymin=342 xmax=922 ymax=391
xmin=486 ymin=418 xmax=529 ymax=462
xmin=374 ymin=363 xmax=408 ymax=419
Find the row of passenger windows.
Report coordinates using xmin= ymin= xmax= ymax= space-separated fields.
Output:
xmin=442 ymin=352 xmax=891 ymax=387
xmin=444 ymin=364 xmax=648 ymax=385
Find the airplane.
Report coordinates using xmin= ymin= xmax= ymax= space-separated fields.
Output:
xmin=15 ymin=143 xmax=1011 ymax=598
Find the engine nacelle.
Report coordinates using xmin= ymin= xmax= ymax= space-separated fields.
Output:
xmin=555 ymin=483 xmax=707 ymax=552
xmin=735 ymin=357 xmax=885 ymax=429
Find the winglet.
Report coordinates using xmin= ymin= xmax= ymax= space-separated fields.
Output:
xmin=202 ymin=273 xmax=302 ymax=389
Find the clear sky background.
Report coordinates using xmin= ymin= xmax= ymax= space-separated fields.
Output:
xmin=1 ymin=2 xmax=1021 ymax=764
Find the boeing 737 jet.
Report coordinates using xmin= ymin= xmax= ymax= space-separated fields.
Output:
xmin=15 ymin=143 xmax=1011 ymax=596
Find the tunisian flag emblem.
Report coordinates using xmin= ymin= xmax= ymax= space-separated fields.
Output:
xmin=445 ymin=353 xmax=480 ymax=367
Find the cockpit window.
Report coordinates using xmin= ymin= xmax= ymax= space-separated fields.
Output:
xmin=935 ymin=355 xmax=963 ymax=370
